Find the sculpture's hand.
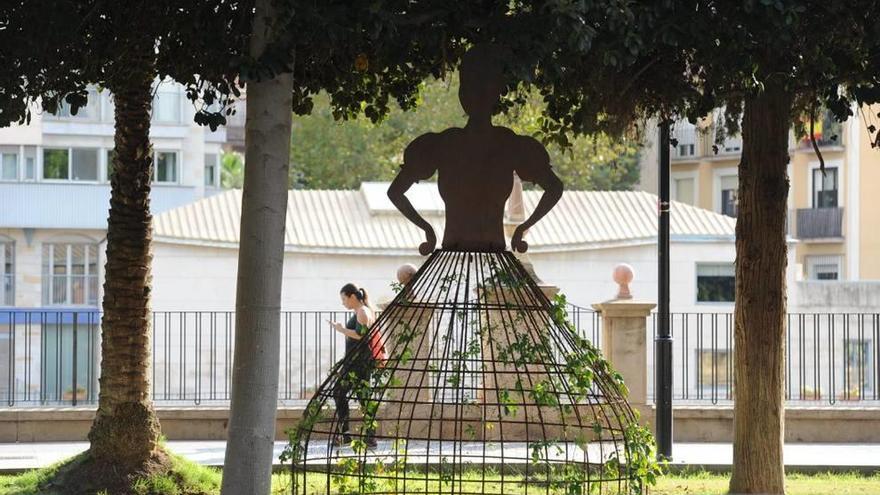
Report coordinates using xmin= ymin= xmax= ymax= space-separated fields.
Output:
xmin=419 ymin=226 xmax=437 ymax=256
xmin=511 ymin=225 xmax=529 ymax=253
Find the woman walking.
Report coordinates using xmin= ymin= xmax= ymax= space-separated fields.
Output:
xmin=329 ymin=283 xmax=380 ymax=448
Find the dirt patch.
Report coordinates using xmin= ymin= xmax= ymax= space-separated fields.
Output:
xmin=36 ymin=448 xmax=175 ymax=495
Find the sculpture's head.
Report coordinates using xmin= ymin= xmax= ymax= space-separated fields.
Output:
xmin=458 ymin=44 xmax=504 ymax=120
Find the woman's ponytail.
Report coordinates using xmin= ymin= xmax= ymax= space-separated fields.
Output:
xmin=358 ymin=288 xmax=372 ymax=309
xmin=341 ymin=283 xmax=372 ymax=308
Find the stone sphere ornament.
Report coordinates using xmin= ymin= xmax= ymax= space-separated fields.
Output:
xmin=285 ymin=44 xmax=660 ymax=495
xmin=613 ymin=263 xmax=635 ymax=300
xmin=396 ymin=263 xmax=418 ymax=285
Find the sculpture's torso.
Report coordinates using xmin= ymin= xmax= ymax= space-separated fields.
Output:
xmin=430 ymin=127 xmax=523 ymax=251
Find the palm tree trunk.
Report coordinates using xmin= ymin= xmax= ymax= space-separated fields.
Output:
xmin=87 ymin=55 xmax=162 ymax=470
xmin=729 ymin=81 xmax=792 ymax=495
xmin=220 ymin=0 xmax=293 ymax=492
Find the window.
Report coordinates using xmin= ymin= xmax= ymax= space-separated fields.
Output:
xmin=812 ymin=167 xmax=838 ymax=208
xmin=154 ymin=151 xmax=178 ymax=183
xmin=51 ymin=89 xmax=99 ymax=120
xmin=42 ymin=148 xmax=100 ymax=181
xmin=107 ymin=150 xmax=179 ymax=183
xmin=677 ymin=142 xmax=695 ymax=157
xmin=42 ymin=243 xmax=99 ymax=306
xmin=720 ymin=135 xmax=742 ymax=154
xmin=674 ymin=177 xmax=696 ymax=205
xmin=719 ymin=175 xmax=738 ymax=217
xmin=153 ymin=92 xmax=181 ymax=123
xmin=105 ymin=150 xmax=115 ymax=181
xmin=204 ymin=153 xmax=218 ymax=187
xmin=697 ymin=349 xmax=731 ymax=392
xmin=801 ymin=110 xmax=842 ymax=148
xmin=697 ymin=263 xmax=735 ymax=303
xmin=43 ymin=149 xmax=69 ymax=179
xmin=806 ymin=255 xmax=842 ymax=280
xmin=23 ymin=146 xmax=36 ymax=180
xmin=71 ymin=149 xmax=99 ymax=181
xmin=1 ymin=152 xmax=18 ymax=180
xmin=844 ymin=340 xmax=874 ymax=396
xmin=0 ymin=242 xmax=13 ymax=306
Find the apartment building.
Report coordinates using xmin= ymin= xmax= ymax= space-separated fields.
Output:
xmin=639 ymin=105 xmax=880 ymax=282
xmin=0 ymin=80 xmax=226 ymax=309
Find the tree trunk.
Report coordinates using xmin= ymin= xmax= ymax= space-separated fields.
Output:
xmin=219 ymin=0 xmax=293 ymax=492
xmin=87 ymin=56 xmax=162 ymax=469
xmin=729 ymin=82 xmax=792 ymax=494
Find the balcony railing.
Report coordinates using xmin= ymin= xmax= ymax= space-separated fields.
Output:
xmin=796 ymin=207 xmax=844 ymax=240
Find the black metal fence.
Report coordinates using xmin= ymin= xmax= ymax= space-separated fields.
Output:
xmin=648 ymin=312 xmax=880 ymax=405
xmin=0 ymin=307 xmax=601 ymax=407
xmin=2 ymin=308 xmax=878 ymax=407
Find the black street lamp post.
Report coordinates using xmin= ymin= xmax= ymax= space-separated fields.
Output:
xmin=656 ymin=120 xmax=674 ymax=460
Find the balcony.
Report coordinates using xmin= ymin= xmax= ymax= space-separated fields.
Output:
xmin=0 ymin=182 xmax=199 ymax=230
xmin=795 ymin=207 xmax=844 ymax=241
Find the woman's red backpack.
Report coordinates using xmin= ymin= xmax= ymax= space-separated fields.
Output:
xmin=367 ymin=329 xmax=387 ymax=367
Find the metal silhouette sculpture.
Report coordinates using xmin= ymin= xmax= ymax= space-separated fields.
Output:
xmin=286 ymin=45 xmax=656 ymax=495
xmin=386 ymin=45 xmax=562 ymax=255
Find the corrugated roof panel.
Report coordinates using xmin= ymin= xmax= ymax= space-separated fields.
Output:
xmin=153 ymin=183 xmax=735 ymax=251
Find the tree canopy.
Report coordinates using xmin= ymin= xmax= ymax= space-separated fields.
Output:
xmin=0 ymin=1 xmax=247 ymax=126
xmin=288 ymin=77 xmax=640 ymax=190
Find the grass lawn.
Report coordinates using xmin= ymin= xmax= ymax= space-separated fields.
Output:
xmin=652 ymin=471 xmax=880 ymax=495
xmin=2 ymin=468 xmax=879 ymax=494
xmin=0 ymin=452 xmax=224 ymax=495
xmin=287 ymin=471 xmax=880 ymax=494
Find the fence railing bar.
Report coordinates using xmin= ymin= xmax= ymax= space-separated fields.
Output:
xmin=1 ymin=309 xmax=879 ymax=407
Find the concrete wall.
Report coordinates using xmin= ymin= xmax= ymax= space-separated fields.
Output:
xmin=150 ymin=243 xmax=427 ymax=311
xmin=530 ymin=241 xmax=743 ymax=311
xmin=149 ymin=239 xmax=743 ymax=313
xmin=670 ymin=405 xmax=880 ymax=443
xmin=2 ymin=405 xmax=877 ymax=443
xmin=792 ymin=281 xmax=880 ymax=311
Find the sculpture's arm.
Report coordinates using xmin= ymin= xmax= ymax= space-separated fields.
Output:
xmin=388 ymin=135 xmax=438 ymax=255
xmin=512 ymin=138 xmax=564 ymax=253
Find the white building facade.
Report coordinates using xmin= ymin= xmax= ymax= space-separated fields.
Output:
xmin=0 ymin=81 xmax=229 ymax=405
xmin=149 ymin=182 xmax=760 ymax=312
xmin=0 ymin=80 xmax=226 ymax=310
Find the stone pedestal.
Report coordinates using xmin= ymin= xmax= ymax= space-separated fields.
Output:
xmin=376 ymin=299 xmax=438 ymax=438
xmin=591 ymin=299 xmax=655 ymax=425
xmin=479 ymin=282 xmax=571 ymax=441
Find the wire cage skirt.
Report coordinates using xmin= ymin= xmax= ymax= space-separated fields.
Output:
xmin=285 ymin=250 xmax=656 ymax=494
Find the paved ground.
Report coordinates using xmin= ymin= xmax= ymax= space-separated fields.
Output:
xmin=1 ymin=441 xmax=878 ymax=474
